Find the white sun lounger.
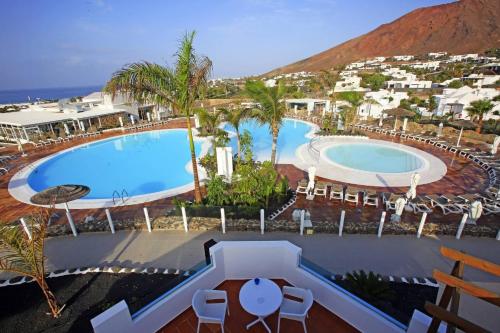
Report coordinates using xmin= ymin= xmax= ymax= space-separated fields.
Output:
xmin=329 ymin=184 xmax=344 ymax=201
xmin=363 ymin=190 xmax=378 ymax=207
xmin=296 ymin=179 xmax=308 ymax=195
xmin=314 ymin=182 xmax=328 ymax=198
xmin=425 ymin=195 xmax=463 ymax=215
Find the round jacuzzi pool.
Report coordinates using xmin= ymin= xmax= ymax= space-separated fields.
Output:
xmin=324 ymin=143 xmax=424 ymax=173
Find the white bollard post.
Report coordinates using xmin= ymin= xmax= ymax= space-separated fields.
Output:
xmin=456 ymin=213 xmax=468 ymax=240
xmin=417 ymin=212 xmax=427 ymax=239
xmin=377 ymin=211 xmax=386 ymax=238
xmin=260 ymin=209 xmax=265 ymax=235
xmin=339 ymin=210 xmax=345 ymax=237
xmin=497 ymin=229 xmax=500 ymax=241
xmin=221 ymin=208 xmax=226 ymax=234
xmin=64 ymin=202 xmax=78 ymax=237
xmin=300 ymin=210 xmax=305 ymax=236
xmin=105 ymin=209 xmax=115 ymax=234
xmin=181 ymin=206 xmax=188 ymax=232
xmin=19 ymin=218 xmax=32 ymax=240
xmin=143 ymin=207 xmax=151 ymax=233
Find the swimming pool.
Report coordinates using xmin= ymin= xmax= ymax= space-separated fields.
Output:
xmin=11 ymin=118 xmax=317 ymax=207
xmin=25 ymin=129 xmax=206 ymax=200
xmin=224 ymin=118 xmax=315 ymax=163
xmin=324 ymin=143 xmax=424 ymax=173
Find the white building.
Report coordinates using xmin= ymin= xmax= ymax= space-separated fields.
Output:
xmin=345 ymin=62 xmax=365 ymax=70
xmin=409 ymin=61 xmax=440 ymax=70
xmin=264 ymin=79 xmax=277 ymax=87
xmin=393 ymin=55 xmax=414 ymax=61
xmin=448 ymin=54 xmax=479 ymax=62
xmin=462 ymin=74 xmax=500 ymax=87
xmin=334 ymin=76 xmax=367 ymax=92
xmin=428 ymin=51 xmax=447 ymax=58
xmin=434 ymin=86 xmax=500 ymax=120
xmin=365 ymin=57 xmax=386 ymax=64
xmin=357 ymin=89 xmax=409 ymax=119
xmin=386 ymin=79 xmax=432 ymax=89
xmin=339 ymin=70 xmax=358 ymax=79
xmin=285 ymin=98 xmax=331 ymax=116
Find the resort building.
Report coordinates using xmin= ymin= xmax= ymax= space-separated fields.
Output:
xmin=409 ymin=61 xmax=441 ymax=70
xmin=393 ymin=55 xmax=414 ymax=61
xmin=448 ymin=53 xmax=479 ymax=62
xmin=428 ymin=51 xmax=447 ymax=58
xmin=285 ymin=98 xmax=331 ymax=115
xmin=461 ymin=74 xmax=500 ymax=87
xmin=357 ymin=89 xmax=409 ymax=119
xmin=345 ymin=62 xmax=366 ymax=70
xmin=334 ymin=76 xmax=368 ymax=92
xmin=385 ymin=79 xmax=433 ymax=90
xmin=433 ymin=86 xmax=500 ymax=119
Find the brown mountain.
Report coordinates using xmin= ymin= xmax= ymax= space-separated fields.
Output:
xmin=266 ymin=0 xmax=500 ymax=75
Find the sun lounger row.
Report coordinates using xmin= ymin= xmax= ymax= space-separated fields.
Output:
xmin=297 ymin=181 xmax=380 ymax=207
xmin=124 ymin=119 xmax=172 ymax=132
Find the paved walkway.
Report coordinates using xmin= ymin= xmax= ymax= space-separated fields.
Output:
xmin=37 ymin=231 xmax=500 ymax=282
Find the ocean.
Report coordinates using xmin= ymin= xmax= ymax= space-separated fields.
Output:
xmin=0 ymin=85 xmax=103 ymax=105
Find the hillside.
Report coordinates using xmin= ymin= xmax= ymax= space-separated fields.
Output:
xmin=267 ymin=0 xmax=500 ymax=75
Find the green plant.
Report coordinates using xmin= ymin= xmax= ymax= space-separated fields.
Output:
xmin=104 ymin=31 xmax=210 ymax=203
xmin=337 ymin=91 xmax=363 ymax=127
xmin=224 ymin=106 xmax=251 ymax=159
xmin=466 ymin=99 xmax=494 ymax=133
xmin=0 ymin=210 xmax=63 ymax=318
xmin=206 ymin=175 xmax=228 ymax=206
xmin=245 ymin=80 xmax=287 ymax=166
xmin=345 ymin=270 xmax=394 ymax=306
xmin=448 ymin=80 xmax=463 ymax=89
xmin=239 ymin=130 xmax=253 ymax=163
xmin=361 ymin=73 xmax=387 ymax=91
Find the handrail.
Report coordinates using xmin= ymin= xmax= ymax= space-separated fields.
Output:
xmin=121 ymin=189 xmax=129 ymax=204
xmin=308 ymin=136 xmax=321 ymax=162
xmin=112 ymin=190 xmax=121 ymax=205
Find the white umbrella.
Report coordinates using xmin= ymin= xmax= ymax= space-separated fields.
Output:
xmin=406 ymin=172 xmax=421 ymax=200
xmin=391 ymin=197 xmax=407 ymax=223
xmin=306 ymin=166 xmax=316 ymax=193
xmin=378 ymin=116 xmax=383 ymax=127
xmin=437 ymin=122 xmax=443 ymax=137
xmin=491 ymin=135 xmax=500 ymax=155
xmin=467 ymin=200 xmax=483 ymax=225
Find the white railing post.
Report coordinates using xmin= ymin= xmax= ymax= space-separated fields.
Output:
xmin=377 ymin=211 xmax=386 ymax=238
xmin=64 ymin=202 xmax=78 ymax=237
xmin=300 ymin=210 xmax=305 ymax=236
xmin=181 ymin=206 xmax=188 ymax=232
xmin=417 ymin=212 xmax=427 ymax=238
xmin=497 ymin=229 xmax=500 ymax=241
xmin=143 ymin=207 xmax=151 ymax=232
xmin=19 ymin=218 xmax=32 ymax=240
xmin=339 ymin=210 xmax=345 ymax=237
xmin=456 ymin=213 xmax=468 ymax=240
xmin=260 ymin=209 xmax=265 ymax=235
xmin=221 ymin=208 xmax=226 ymax=234
xmin=105 ymin=209 xmax=115 ymax=234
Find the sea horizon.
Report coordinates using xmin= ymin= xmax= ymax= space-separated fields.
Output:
xmin=0 ymin=84 xmax=103 ymax=105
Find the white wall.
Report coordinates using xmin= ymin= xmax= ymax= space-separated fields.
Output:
xmin=91 ymin=241 xmax=407 ymax=333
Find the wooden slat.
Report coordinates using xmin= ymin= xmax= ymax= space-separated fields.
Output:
xmin=440 ymin=247 xmax=500 ymax=276
xmin=433 ymin=270 xmax=500 ymax=307
xmin=424 ymin=302 xmax=490 ymax=333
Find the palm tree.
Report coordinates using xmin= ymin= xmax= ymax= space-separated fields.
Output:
xmin=466 ymin=99 xmax=494 ymax=133
xmin=245 ymin=80 xmax=287 ymax=166
xmin=337 ymin=91 xmax=364 ymax=128
xmin=0 ymin=210 xmax=63 ymax=318
xmin=196 ymin=107 xmax=226 ymax=154
xmin=104 ymin=31 xmax=211 ymax=203
xmin=345 ymin=270 xmax=394 ymax=307
xmin=223 ymin=105 xmax=250 ymax=159
xmin=317 ymin=70 xmax=340 ymax=121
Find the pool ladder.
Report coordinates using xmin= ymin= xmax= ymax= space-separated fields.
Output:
xmin=112 ymin=189 xmax=129 ymax=205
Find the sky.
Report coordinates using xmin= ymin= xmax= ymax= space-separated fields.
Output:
xmin=0 ymin=0 xmax=454 ymax=90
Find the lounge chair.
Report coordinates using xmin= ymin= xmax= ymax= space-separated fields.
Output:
xmin=296 ymin=179 xmax=308 ymax=195
xmin=344 ymin=187 xmax=361 ymax=205
xmin=329 ymin=184 xmax=344 ymax=201
xmin=0 ymin=167 xmax=9 ymax=176
xmin=383 ymin=193 xmax=404 ymax=211
xmin=407 ymin=196 xmax=433 ymax=214
xmin=363 ymin=190 xmax=379 ymax=207
xmin=314 ymin=182 xmax=328 ymax=198
xmin=425 ymin=195 xmax=463 ymax=215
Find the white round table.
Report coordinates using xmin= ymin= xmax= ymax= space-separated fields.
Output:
xmin=239 ymin=278 xmax=282 ymax=333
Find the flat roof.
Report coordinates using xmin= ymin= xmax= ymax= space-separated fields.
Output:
xmin=0 ymin=107 xmax=127 ymax=127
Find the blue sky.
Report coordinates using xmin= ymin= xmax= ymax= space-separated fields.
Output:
xmin=0 ymin=0 xmax=453 ymax=90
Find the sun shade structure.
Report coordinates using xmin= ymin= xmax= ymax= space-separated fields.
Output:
xmin=449 ymin=119 xmax=478 ymax=147
xmin=384 ymin=108 xmax=415 ymax=131
xmin=30 ymin=184 xmax=90 ymax=237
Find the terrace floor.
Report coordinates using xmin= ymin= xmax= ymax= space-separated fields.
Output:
xmin=159 ymin=279 xmax=359 ymax=333
xmin=0 ymin=118 xmax=498 ymax=228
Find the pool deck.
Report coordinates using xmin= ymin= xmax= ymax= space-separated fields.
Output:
xmin=0 ymin=118 xmax=498 ymax=228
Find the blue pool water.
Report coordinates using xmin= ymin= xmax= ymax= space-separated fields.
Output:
xmin=27 ymin=119 xmax=314 ymax=200
xmin=27 ymin=129 xmax=202 ymax=199
xmin=324 ymin=143 xmax=423 ymax=173
xmin=224 ymin=118 xmax=313 ymax=162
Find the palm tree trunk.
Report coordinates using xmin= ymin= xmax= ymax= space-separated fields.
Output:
xmin=476 ymin=115 xmax=483 ymax=133
xmin=271 ymin=125 xmax=278 ymax=167
xmin=186 ymin=115 xmax=202 ymax=203
xmin=37 ymin=277 xmax=61 ymax=318
xmin=236 ymin=128 xmax=241 ymax=159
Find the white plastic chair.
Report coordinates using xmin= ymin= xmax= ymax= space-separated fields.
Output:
xmin=192 ymin=289 xmax=229 ymax=333
xmin=277 ymin=286 xmax=313 ymax=333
